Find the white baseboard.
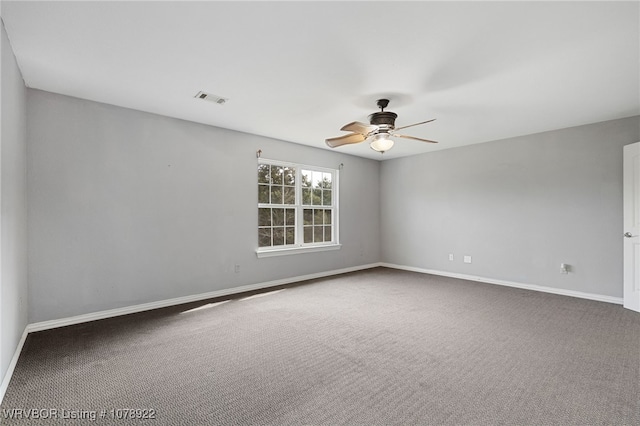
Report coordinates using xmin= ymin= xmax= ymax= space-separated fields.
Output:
xmin=23 ymin=261 xmax=623 ymax=332
xmin=28 ymin=263 xmax=382 ymax=333
xmin=380 ymin=263 xmax=623 ymax=305
xmin=0 ymin=326 xmax=29 ymax=405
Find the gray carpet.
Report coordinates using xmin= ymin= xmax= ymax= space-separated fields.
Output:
xmin=2 ymin=267 xmax=639 ymax=425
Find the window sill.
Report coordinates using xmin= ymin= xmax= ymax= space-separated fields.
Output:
xmin=256 ymin=244 xmax=342 ymax=258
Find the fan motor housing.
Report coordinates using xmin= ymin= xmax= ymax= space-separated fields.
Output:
xmin=368 ymin=111 xmax=397 ymax=128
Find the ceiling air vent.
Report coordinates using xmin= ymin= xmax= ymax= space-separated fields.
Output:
xmin=194 ymin=91 xmax=228 ymax=105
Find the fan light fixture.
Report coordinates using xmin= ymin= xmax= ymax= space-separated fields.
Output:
xmin=370 ymin=133 xmax=394 ymax=153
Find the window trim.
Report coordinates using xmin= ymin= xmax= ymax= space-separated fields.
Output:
xmin=256 ymin=243 xmax=342 ymax=258
xmin=256 ymin=158 xmax=340 ymax=257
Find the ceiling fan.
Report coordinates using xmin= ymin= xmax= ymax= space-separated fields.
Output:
xmin=325 ymin=99 xmax=438 ymax=153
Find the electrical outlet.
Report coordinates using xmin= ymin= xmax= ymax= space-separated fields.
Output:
xmin=464 ymin=256 xmax=472 ymax=264
xmin=448 ymin=254 xmax=454 ymax=261
xmin=560 ymin=263 xmax=569 ymax=274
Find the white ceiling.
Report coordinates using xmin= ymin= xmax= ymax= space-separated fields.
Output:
xmin=2 ymin=1 xmax=638 ymax=160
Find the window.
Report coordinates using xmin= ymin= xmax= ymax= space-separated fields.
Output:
xmin=257 ymin=159 xmax=339 ymax=256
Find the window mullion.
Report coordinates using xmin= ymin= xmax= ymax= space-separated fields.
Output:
xmin=295 ymin=168 xmax=302 ymax=247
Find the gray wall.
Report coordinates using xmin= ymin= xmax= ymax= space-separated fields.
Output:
xmin=381 ymin=116 xmax=640 ymax=298
xmin=1 ymin=20 xmax=28 ymax=382
xmin=27 ymin=90 xmax=381 ymax=323
xmin=21 ymin=80 xmax=640 ymax=323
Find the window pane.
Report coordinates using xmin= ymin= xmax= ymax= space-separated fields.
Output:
xmin=303 ymin=209 xmax=313 ymax=225
xmin=314 ymin=226 xmax=324 ymax=242
xmin=258 ymin=208 xmax=271 ymax=226
xmin=258 ymin=164 xmax=270 ymax=184
xmin=324 ymin=209 xmax=332 ymax=225
xmin=324 ymin=226 xmax=332 ymax=242
xmin=314 ymin=209 xmax=323 ymax=225
xmin=258 ymin=184 xmax=269 ymax=204
xmin=283 ymin=167 xmax=295 ymax=185
xmin=301 ymin=170 xmax=312 ymax=188
xmin=272 ymin=208 xmax=284 ymax=226
xmin=273 ymin=227 xmax=284 ymax=246
xmin=285 ymin=208 xmax=295 ymax=226
xmin=312 ymin=188 xmax=322 ymax=205
xmin=313 ymin=171 xmax=323 ymax=188
xmin=271 ymin=165 xmax=283 ymax=185
xmin=258 ymin=228 xmax=272 ymax=247
xmin=323 ymin=172 xmax=332 ymax=189
xmin=322 ymin=189 xmax=332 ymax=206
xmin=284 ymin=186 xmax=295 ymax=204
xmin=285 ymin=227 xmax=295 ymax=245
xmin=304 ymin=226 xmax=313 ymax=243
xmin=302 ymin=188 xmax=311 ymax=205
xmin=270 ymin=186 xmax=282 ymax=204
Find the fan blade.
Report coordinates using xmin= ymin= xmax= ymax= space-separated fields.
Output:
xmin=394 ymin=118 xmax=436 ymax=132
xmin=393 ymin=134 xmax=438 ymax=144
xmin=340 ymin=121 xmax=377 ymax=135
xmin=325 ymin=133 xmax=366 ymax=148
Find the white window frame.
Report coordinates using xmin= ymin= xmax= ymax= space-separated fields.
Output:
xmin=257 ymin=158 xmax=340 ymax=258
